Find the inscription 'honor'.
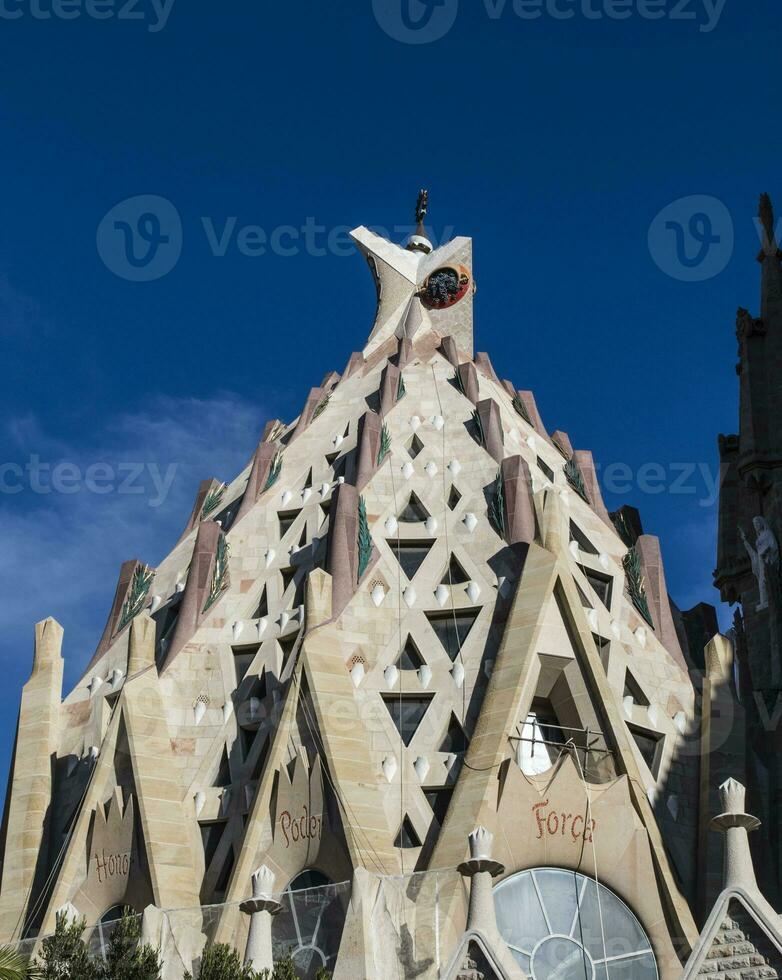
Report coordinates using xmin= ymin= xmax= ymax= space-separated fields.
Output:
xmin=93 ymin=848 xmax=133 ymax=884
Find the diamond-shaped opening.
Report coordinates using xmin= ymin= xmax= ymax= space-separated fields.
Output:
xmin=394 ymin=815 xmax=422 ymax=849
xmin=396 ymin=636 xmax=425 ymax=671
xmin=388 ymin=540 xmax=435 ymax=580
xmin=447 ymin=486 xmax=462 ymax=511
xmin=399 ymin=492 xmax=429 ymax=524
xmin=440 ymin=555 xmax=470 ymax=587
xmin=580 ymin=567 xmax=613 ymax=609
xmin=254 ymin=586 xmax=268 ymax=619
xmin=319 ymin=501 xmax=331 ymax=526
xmin=213 ymin=748 xmax=231 ymax=788
xmin=439 ymin=714 xmax=469 ymax=754
xmin=325 ymin=452 xmax=338 ymax=466
xmin=382 ymin=695 xmax=433 ymax=746
xmin=425 ymin=609 xmax=480 ymax=660
xmin=424 ymin=787 xmax=453 ymax=826
xmin=278 ymin=510 xmax=300 ymax=538
xmin=569 ymin=521 xmax=599 ymax=555
xmin=624 ymin=670 xmax=650 ymax=707
xmin=232 ymin=644 xmax=259 ymax=685
xmin=407 ymin=434 xmax=425 ymax=460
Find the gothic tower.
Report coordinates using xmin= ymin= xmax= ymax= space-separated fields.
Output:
xmin=0 ymin=196 xmax=718 ymax=978
xmin=715 ymin=193 xmax=782 ymax=911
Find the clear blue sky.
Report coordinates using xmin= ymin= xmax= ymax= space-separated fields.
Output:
xmin=0 ymin=0 xmax=779 ymax=792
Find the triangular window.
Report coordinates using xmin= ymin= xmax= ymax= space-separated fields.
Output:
xmin=447 ymin=486 xmax=462 ymax=511
xmin=580 ymin=567 xmax=613 ymax=608
xmin=425 ymin=609 xmax=480 ymax=660
xmin=281 ymin=567 xmax=296 ymax=594
xmin=232 ymin=644 xmax=259 ymax=685
xmin=303 ymin=468 xmax=313 ymax=489
xmin=424 ymin=787 xmax=453 ymax=826
xmin=624 ymin=670 xmax=650 ymax=707
xmin=569 ymin=521 xmax=599 ymax=555
xmin=439 ymin=714 xmax=469 ymax=753
xmin=213 ymin=748 xmax=231 ymax=787
xmin=397 ymin=637 xmax=424 ymax=671
xmin=199 ymin=820 xmax=226 ymax=869
xmin=278 ymin=510 xmax=300 ymax=538
xmin=254 ymin=587 xmax=268 ymax=619
xmin=398 ymin=492 xmax=429 ymax=524
xmin=388 ymin=540 xmax=434 ymax=580
xmin=394 ymin=815 xmax=421 ymax=849
xmin=215 ymin=847 xmax=235 ymax=894
xmin=537 ymin=457 xmax=555 ymax=482
xmin=279 ymin=633 xmax=298 ymax=669
xmin=382 ymin=695 xmax=433 ymax=746
xmin=239 ymin=725 xmax=257 ymax=759
xmin=628 ymin=724 xmax=663 ymax=777
xmin=440 ymin=555 xmax=469 ymax=586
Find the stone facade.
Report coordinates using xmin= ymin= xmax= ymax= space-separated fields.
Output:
xmin=1 ymin=197 xmax=778 ymax=978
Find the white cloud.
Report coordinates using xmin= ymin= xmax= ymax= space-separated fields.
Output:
xmin=0 ymin=392 xmax=264 ymax=690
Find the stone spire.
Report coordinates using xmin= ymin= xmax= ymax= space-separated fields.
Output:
xmin=406 ymin=188 xmax=433 ymax=255
xmin=758 ymin=193 xmax=782 ymax=331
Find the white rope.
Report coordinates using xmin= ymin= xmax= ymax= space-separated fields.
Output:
xmin=568 ymin=736 xmax=610 ymax=976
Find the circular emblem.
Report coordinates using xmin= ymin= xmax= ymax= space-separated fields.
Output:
xmin=421 ymin=265 xmax=471 ymax=310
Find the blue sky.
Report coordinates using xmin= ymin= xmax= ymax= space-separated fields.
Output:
xmin=0 ymin=0 xmax=779 ymax=790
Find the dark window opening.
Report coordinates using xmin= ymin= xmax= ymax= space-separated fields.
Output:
xmin=394 ymin=815 xmax=421 ymax=849
xmin=439 ymin=714 xmax=469 ymax=753
xmin=388 ymin=540 xmax=434 ymax=580
xmin=624 ymin=671 xmax=650 ymax=708
xmin=447 ymin=486 xmax=462 ymax=511
xmin=569 ymin=521 xmax=599 ymax=555
xmin=537 ymin=458 xmax=555 ymax=482
xmin=213 ymin=748 xmax=231 ymax=787
xmin=580 ymin=567 xmax=613 ymax=609
xmin=232 ymin=644 xmax=259 ymax=685
xmin=397 ymin=636 xmax=424 ymax=671
xmin=200 ymin=820 xmax=226 ymax=869
xmin=441 ymin=555 xmax=470 ymax=586
xmin=382 ymin=695 xmax=433 ymax=746
xmin=424 ymin=787 xmax=453 ymax=826
xmin=425 ymin=609 xmax=480 ymax=660
xmin=398 ymin=492 xmax=429 ymax=524
xmin=278 ymin=510 xmax=300 ymax=538
xmin=628 ymin=725 xmax=663 ymax=776
xmin=407 ymin=434 xmax=425 ymax=460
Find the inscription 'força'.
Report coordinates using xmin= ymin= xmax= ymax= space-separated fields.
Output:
xmin=533 ymin=799 xmax=596 ymax=844
xmin=279 ymin=805 xmax=322 ymax=849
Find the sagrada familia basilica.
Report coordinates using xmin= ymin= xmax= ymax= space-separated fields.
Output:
xmin=1 ymin=192 xmax=782 ymax=979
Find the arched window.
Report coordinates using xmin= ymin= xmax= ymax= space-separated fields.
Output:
xmin=494 ymin=869 xmax=658 ymax=979
xmin=93 ymin=904 xmax=127 ymax=958
xmin=272 ymin=870 xmax=347 ymax=979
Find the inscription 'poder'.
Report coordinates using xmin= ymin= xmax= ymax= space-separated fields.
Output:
xmin=279 ymin=805 xmax=322 ymax=849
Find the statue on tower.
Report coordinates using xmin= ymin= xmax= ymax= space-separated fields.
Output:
xmin=740 ymin=517 xmax=780 ymax=612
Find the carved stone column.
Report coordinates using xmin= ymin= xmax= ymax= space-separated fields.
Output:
xmin=457 ymin=827 xmax=505 ymax=935
xmin=710 ymin=778 xmax=761 ymax=894
xmin=241 ymin=865 xmax=283 ymax=973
